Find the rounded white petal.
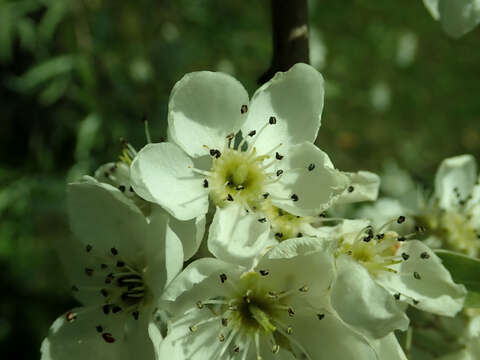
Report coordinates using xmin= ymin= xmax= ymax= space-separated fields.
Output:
xmin=41 ymin=307 xmax=157 ymax=360
xmin=242 ymin=63 xmax=324 ymax=154
xmin=143 ymin=208 xmax=184 ymax=299
xmin=67 ymin=179 xmax=149 ymax=264
xmin=331 ymin=255 xmax=409 ymax=339
xmin=435 ymin=154 xmax=477 ymax=211
xmin=208 ymin=205 xmax=271 ymax=268
xmin=268 ymin=142 xmax=349 ymax=216
xmin=168 ymin=71 xmax=250 ymax=158
xmin=169 ymin=214 xmax=206 ymax=261
xmin=378 ymin=240 xmax=467 ymax=316
xmin=438 ymin=0 xmax=480 ymax=38
xmin=130 ymin=142 xmax=209 ymax=220
xmin=336 ymin=170 xmax=381 ymax=204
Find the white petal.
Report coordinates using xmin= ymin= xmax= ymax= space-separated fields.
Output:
xmin=168 ymin=71 xmax=249 ymax=158
xmin=438 ymin=0 xmax=480 ymax=38
xmin=162 ymin=258 xmax=242 ymax=314
xmin=41 ymin=307 xmax=156 ymax=360
xmin=67 ymin=179 xmax=149 ymax=264
xmin=268 ymin=142 xmax=349 ymax=216
xmin=242 ymin=63 xmax=324 ymax=154
xmin=130 ymin=142 xmax=209 ymax=220
xmin=336 ymin=170 xmax=380 ymax=204
xmin=208 ymin=205 xmax=271 ymax=268
xmin=258 ymin=237 xmax=336 ymax=303
xmin=435 ymin=154 xmax=477 ymax=211
xmin=290 ymin=312 xmax=377 ymax=360
xmin=370 ymin=333 xmax=408 ymax=360
xmin=330 ymin=255 xmax=409 ymax=339
xmin=143 ymin=208 xmax=184 ymax=299
xmin=378 ymin=240 xmax=467 ymax=316
xmin=169 ymin=214 xmax=206 ymax=261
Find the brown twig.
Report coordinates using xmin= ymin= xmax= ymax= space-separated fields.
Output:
xmin=259 ymin=0 xmax=310 ymax=84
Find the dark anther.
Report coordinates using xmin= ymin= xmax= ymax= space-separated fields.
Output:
xmin=269 ymin=116 xmax=277 ymax=124
xmin=376 ymin=233 xmax=385 ymax=240
xmin=275 ymin=232 xmax=283 ymax=239
xmin=288 ymin=308 xmax=295 ymax=317
xmin=297 ymin=233 xmax=303 ymax=238
xmin=275 ymin=152 xmax=284 ymax=160
xmin=132 ymin=311 xmax=139 ymax=320
xmin=398 ymin=236 xmax=406 ymax=242
xmin=420 ymin=252 xmax=430 ymax=259
xmin=413 ymin=272 xmax=421 ymax=280
xmin=258 ymin=218 xmax=267 ymax=223
xmin=248 ymin=130 xmax=256 ymax=137
xmin=317 ymin=313 xmax=325 ymax=320
xmin=276 ymin=169 xmax=283 ymax=177
xmin=291 ymin=194 xmax=299 ymax=202
xmin=367 ymin=229 xmax=374 ymax=237
xmin=102 ymin=333 xmax=115 ymax=343
xmin=103 ymin=305 xmax=110 ymax=315
xmin=104 ymin=172 xmax=110 ymax=179
xmin=394 ymin=293 xmax=401 ymax=300
xmin=86 ymin=244 xmax=92 ymax=253
xmin=116 ymin=261 xmax=125 ymax=267
xmin=241 ymin=105 xmax=248 ymax=114
xmin=100 ymin=289 xmax=109 ymax=297
xmin=259 ymin=270 xmax=269 ymax=276
xmin=222 ymin=318 xmax=228 ymax=327
xmin=413 ymin=299 xmax=420 ymax=305
xmin=308 ymin=163 xmax=315 ymax=171
xmin=233 ymin=345 xmax=240 ymax=352
xmin=401 ymin=253 xmax=410 ymax=261
xmin=96 ymin=325 xmax=103 ymax=333
xmin=129 ymin=186 xmax=134 ymax=193
xmin=111 ymin=248 xmax=118 ymax=256
xmin=397 ymin=216 xmax=406 ymax=224
xmin=363 ymin=236 xmax=372 ymax=243
xmin=85 ymin=268 xmax=94 ymax=276
xmin=66 ymin=311 xmax=77 ymax=322
xmin=347 ymin=186 xmax=354 ymax=193
xmin=71 ymin=285 xmax=79 ymax=292
xmin=236 ymin=185 xmax=245 ymax=190
xmin=263 ymin=193 xmax=270 ymax=199
xmin=203 ymin=179 xmax=209 ymax=188
xmin=209 ymin=149 xmax=221 ymax=158
xmin=220 ymin=273 xmax=227 ymax=283
xmin=112 ymin=306 xmax=122 ymax=313
xmin=118 ymin=185 xmax=126 ymax=192
xmin=319 ymin=212 xmax=326 ymax=217
xmin=226 ymin=194 xmax=234 ymax=201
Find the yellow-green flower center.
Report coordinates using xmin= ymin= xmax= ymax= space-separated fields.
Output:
xmin=441 ymin=211 xmax=480 ymax=257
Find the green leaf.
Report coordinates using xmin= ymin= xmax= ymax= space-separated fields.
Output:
xmin=436 ymin=250 xmax=480 ymax=308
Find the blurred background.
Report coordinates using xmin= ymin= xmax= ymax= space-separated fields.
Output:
xmin=1 ymin=0 xmax=479 ymax=358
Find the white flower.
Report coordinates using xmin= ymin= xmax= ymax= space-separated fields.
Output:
xmin=130 ymin=64 xmax=363 ymax=225
xmin=40 ymin=179 xmax=184 ymax=360
xmin=157 ymin=237 xmax=404 ymax=360
xmin=430 ymin=155 xmax=480 ymax=257
xmin=326 ymin=218 xmax=466 ymax=339
xmin=423 ymin=0 xmax=480 ymax=38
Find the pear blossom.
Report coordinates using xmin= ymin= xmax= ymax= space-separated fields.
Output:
xmin=130 ymin=64 xmax=378 ymax=227
xmin=423 ymin=0 xmax=480 ymax=38
xmin=325 ymin=218 xmax=466 ymax=339
xmin=41 ymin=179 xmax=184 ymax=360
xmin=158 ymin=236 xmax=405 ymax=360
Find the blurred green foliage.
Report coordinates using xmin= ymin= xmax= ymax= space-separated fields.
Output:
xmin=0 ymin=0 xmax=479 ymax=358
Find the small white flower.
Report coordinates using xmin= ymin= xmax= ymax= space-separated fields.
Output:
xmin=41 ymin=180 xmax=184 ymax=360
xmin=423 ymin=0 xmax=480 ymax=38
xmin=130 ymin=64 xmax=355 ymax=224
xmin=326 ymin=218 xmax=466 ymax=339
xmin=158 ymin=237 xmax=401 ymax=360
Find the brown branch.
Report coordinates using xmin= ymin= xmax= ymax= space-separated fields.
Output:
xmin=259 ymin=0 xmax=310 ymax=84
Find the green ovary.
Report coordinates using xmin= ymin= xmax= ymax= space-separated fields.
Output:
xmin=209 ymin=148 xmax=267 ymax=207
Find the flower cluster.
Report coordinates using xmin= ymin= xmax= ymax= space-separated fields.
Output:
xmin=41 ymin=64 xmax=468 ymax=360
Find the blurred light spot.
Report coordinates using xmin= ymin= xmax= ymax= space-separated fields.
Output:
xmin=335 ymin=131 xmax=356 ymax=150
xmin=370 ymin=82 xmax=391 ymax=112
xmin=310 ymin=29 xmax=328 ymax=70
xmin=396 ymin=31 xmax=418 ymax=68
xmin=216 ymin=59 xmax=235 ymax=76
xmin=161 ymin=22 xmax=179 ymax=42
xmin=130 ymin=58 xmax=154 ymax=83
